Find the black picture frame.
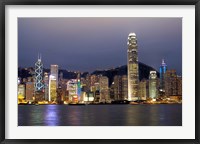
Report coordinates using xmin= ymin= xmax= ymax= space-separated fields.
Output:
xmin=0 ymin=0 xmax=199 ymax=144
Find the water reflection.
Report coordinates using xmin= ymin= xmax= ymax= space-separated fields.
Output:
xmin=18 ymin=104 xmax=182 ymax=126
xmin=44 ymin=105 xmax=60 ymax=126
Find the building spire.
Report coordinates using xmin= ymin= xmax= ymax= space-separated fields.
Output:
xmin=40 ymin=53 xmax=42 ymax=61
xmin=162 ymin=59 xmax=165 ymax=65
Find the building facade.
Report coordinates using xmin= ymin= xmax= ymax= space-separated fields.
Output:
xmin=50 ymin=65 xmax=58 ymax=88
xmin=149 ymin=71 xmax=158 ymax=99
xmin=49 ymin=75 xmax=57 ymax=102
xmin=44 ymin=72 xmax=49 ymax=101
xmin=127 ymin=33 xmax=139 ymax=101
xmin=138 ymin=79 xmax=149 ymax=100
xmin=164 ymin=70 xmax=181 ymax=96
xmin=159 ymin=59 xmax=167 ymax=91
xmin=113 ymin=75 xmax=128 ymax=101
xmin=34 ymin=54 xmax=43 ymax=92
xmin=67 ymin=79 xmax=78 ymax=103
xmin=99 ymin=76 xmax=109 ymax=103
xmin=25 ymin=82 xmax=34 ymax=101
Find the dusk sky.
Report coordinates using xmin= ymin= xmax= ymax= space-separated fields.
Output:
xmin=18 ymin=17 xmax=182 ymax=75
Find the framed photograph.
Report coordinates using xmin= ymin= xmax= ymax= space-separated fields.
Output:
xmin=0 ymin=0 xmax=199 ymax=143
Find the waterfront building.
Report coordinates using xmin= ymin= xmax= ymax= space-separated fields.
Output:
xmin=113 ymin=75 xmax=128 ymax=100
xmin=34 ymin=54 xmax=43 ymax=91
xmin=18 ymin=84 xmax=25 ymax=100
xmin=67 ymin=79 xmax=78 ymax=103
xmin=77 ymin=73 xmax=82 ymax=101
xmin=35 ymin=91 xmax=45 ymax=102
xmin=177 ymin=76 xmax=182 ymax=96
xmin=159 ymin=59 xmax=167 ymax=91
xmin=50 ymin=65 xmax=58 ymax=88
xmin=149 ymin=71 xmax=158 ymax=99
xmin=122 ymin=75 xmax=128 ymax=100
xmin=113 ymin=75 xmax=122 ymax=100
xmin=164 ymin=70 xmax=181 ymax=96
xmin=56 ymin=86 xmax=63 ymax=104
xmin=84 ymin=92 xmax=95 ymax=102
xmin=25 ymin=82 xmax=34 ymax=101
xmin=127 ymin=33 xmax=139 ymax=101
xmin=138 ymin=79 xmax=149 ymax=100
xmin=44 ymin=72 xmax=49 ymax=101
xmin=49 ymin=75 xmax=57 ymax=102
xmin=59 ymin=79 xmax=68 ymax=102
xmin=99 ymin=76 xmax=110 ymax=103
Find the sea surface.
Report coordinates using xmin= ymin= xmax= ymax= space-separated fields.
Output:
xmin=18 ymin=104 xmax=182 ymax=126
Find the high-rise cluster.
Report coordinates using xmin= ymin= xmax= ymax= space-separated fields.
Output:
xmin=18 ymin=33 xmax=182 ymax=104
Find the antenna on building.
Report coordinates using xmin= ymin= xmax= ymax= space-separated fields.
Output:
xmin=162 ymin=59 xmax=165 ymax=64
xmin=40 ymin=54 xmax=42 ymax=61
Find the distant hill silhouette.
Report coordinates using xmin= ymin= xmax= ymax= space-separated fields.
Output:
xmin=18 ymin=62 xmax=159 ymax=86
xmin=92 ymin=62 xmax=159 ymax=86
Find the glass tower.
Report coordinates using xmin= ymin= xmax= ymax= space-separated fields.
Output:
xmin=149 ymin=71 xmax=157 ymax=99
xmin=50 ymin=65 xmax=58 ymax=88
xmin=159 ymin=59 xmax=167 ymax=91
xmin=34 ymin=54 xmax=43 ymax=92
xmin=127 ymin=33 xmax=139 ymax=101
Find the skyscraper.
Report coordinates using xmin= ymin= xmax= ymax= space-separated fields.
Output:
xmin=44 ymin=72 xmax=49 ymax=101
xmin=34 ymin=54 xmax=43 ymax=91
xmin=26 ymin=82 xmax=34 ymax=101
xmin=113 ymin=75 xmax=128 ymax=101
xmin=138 ymin=79 xmax=149 ymax=100
xmin=49 ymin=75 xmax=57 ymax=102
xmin=149 ymin=71 xmax=158 ymax=99
xmin=77 ymin=73 xmax=81 ymax=101
xmin=159 ymin=59 xmax=167 ymax=91
xmin=164 ymin=70 xmax=179 ymax=96
xmin=127 ymin=33 xmax=139 ymax=101
xmin=50 ymin=65 xmax=58 ymax=88
xmin=99 ymin=76 xmax=109 ymax=103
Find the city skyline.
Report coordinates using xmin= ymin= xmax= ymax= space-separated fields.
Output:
xmin=18 ymin=17 xmax=182 ymax=75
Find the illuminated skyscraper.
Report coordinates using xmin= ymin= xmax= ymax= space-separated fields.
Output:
xmin=18 ymin=84 xmax=25 ymax=99
xmin=26 ymin=82 xmax=34 ymax=101
xmin=138 ymin=79 xmax=149 ymax=100
xmin=67 ymin=79 xmax=78 ymax=103
xmin=34 ymin=54 xmax=43 ymax=91
xmin=159 ymin=59 xmax=167 ymax=91
xmin=50 ymin=65 xmax=58 ymax=88
xmin=99 ymin=76 xmax=109 ymax=103
xmin=164 ymin=70 xmax=180 ymax=96
xmin=44 ymin=72 xmax=49 ymax=101
xmin=49 ymin=75 xmax=57 ymax=101
xmin=77 ymin=73 xmax=81 ymax=101
xmin=127 ymin=33 xmax=139 ymax=101
xmin=113 ymin=75 xmax=128 ymax=101
xmin=149 ymin=71 xmax=158 ymax=99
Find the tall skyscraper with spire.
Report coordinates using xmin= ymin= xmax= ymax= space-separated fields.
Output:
xmin=127 ymin=33 xmax=139 ymax=101
xmin=34 ymin=54 xmax=43 ymax=91
xmin=159 ymin=59 xmax=167 ymax=91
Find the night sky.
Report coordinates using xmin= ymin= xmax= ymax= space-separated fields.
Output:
xmin=18 ymin=17 xmax=182 ymax=75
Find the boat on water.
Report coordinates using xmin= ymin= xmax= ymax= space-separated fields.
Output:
xmin=68 ymin=103 xmax=86 ymax=106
